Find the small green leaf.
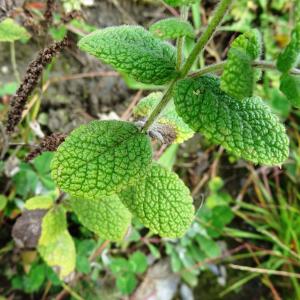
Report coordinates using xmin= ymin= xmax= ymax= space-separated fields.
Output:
xmin=0 ymin=18 xmax=30 ymax=42
xmin=134 ymin=92 xmax=194 ymax=143
xmin=163 ymin=0 xmax=198 ymax=7
xmin=78 ymin=25 xmax=177 ymax=85
xmin=120 ymin=163 xmax=194 ymax=238
xmin=174 ymin=76 xmax=289 ymax=165
xmin=51 ymin=120 xmax=152 ymax=200
xmin=221 ymin=30 xmax=261 ymax=100
xmin=150 ymin=18 xmax=194 ymax=40
xmin=196 ymin=235 xmax=221 ymax=258
xmin=25 ymin=196 xmax=54 ymax=210
xmin=116 ymin=272 xmax=137 ymax=295
xmin=69 ymin=195 xmax=132 ymax=241
xmin=280 ymin=73 xmax=300 ymax=108
xmin=0 ymin=195 xmax=8 ymax=211
xmin=158 ymin=144 xmax=179 ymax=170
xmin=277 ymin=23 xmax=300 ymax=73
xmin=38 ymin=206 xmax=75 ymax=281
xmin=129 ymin=251 xmax=148 ymax=274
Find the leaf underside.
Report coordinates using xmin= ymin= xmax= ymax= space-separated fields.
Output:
xmin=51 ymin=120 xmax=152 ymax=200
xmin=174 ymin=75 xmax=289 ymax=165
xmin=78 ymin=25 xmax=177 ymax=85
xmin=70 ymin=195 xmax=132 ymax=241
xmin=120 ymin=163 xmax=194 ymax=238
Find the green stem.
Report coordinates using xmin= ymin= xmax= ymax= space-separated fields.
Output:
xmin=10 ymin=42 xmax=21 ymax=83
xmin=176 ymin=6 xmax=189 ymax=70
xmin=176 ymin=38 xmax=184 ymax=70
xmin=142 ymin=79 xmax=177 ymax=132
xmin=142 ymin=0 xmax=233 ymax=132
xmin=188 ymin=60 xmax=300 ymax=78
xmin=180 ymin=0 xmax=234 ymax=77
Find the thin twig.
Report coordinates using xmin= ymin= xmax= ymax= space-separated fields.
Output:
xmin=10 ymin=42 xmax=20 ymax=83
xmin=229 ymin=264 xmax=300 ymax=279
xmin=189 ymin=60 xmax=300 ymax=78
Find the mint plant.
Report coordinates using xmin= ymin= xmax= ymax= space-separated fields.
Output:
xmin=10 ymin=0 xmax=299 ymax=282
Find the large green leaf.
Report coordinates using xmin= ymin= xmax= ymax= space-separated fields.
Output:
xmin=51 ymin=120 xmax=152 ymax=200
xmin=221 ymin=30 xmax=261 ymax=100
xmin=38 ymin=206 xmax=75 ymax=281
xmin=133 ymin=92 xmax=194 ymax=143
xmin=120 ymin=163 xmax=194 ymax=238
xmin=280 ymin=73 xmax=300 ymax=108
xmin=174 ymin=76 xmax=289 ymax=165
xmin=163 ymin=0 xmax=198 ymax=7
xmin=0 ymin=18 xmax=30 ymax=42
xmin=78 ymin=25 xmax=177 ymax=85
xmin=70 ymin=195 xmax=131 ymax=241
xmin=277 ymin=23 xmax=300 ymax=73
xmin=150 ymin=18 xmax=194 ymax=40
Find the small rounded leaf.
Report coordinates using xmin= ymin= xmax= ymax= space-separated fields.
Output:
xmin=0 ymin=18 xmax=30 ymax=42
xmin=221 ymin=30 xmax=261 ymax=100
xmin=174 ymin=76 xmax=289 ymax=165
xmin=120 ymin=163 xmax=195 ymax=238
xmin=150 ymin=18 xmax=195 ymax=40
xmin=277 ymin=23 xmax=300 ymax=73
xmin=51 ymin=120 xmax=152 ymax=200
xmin=134 ymin=92 xmax=194 ymax=143
xmin=78 ymin=25 xmax=177 ymax=85
xmin=70 ymin=195 xmax=132 ymax=241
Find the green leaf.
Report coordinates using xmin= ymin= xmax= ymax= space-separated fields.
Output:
xmin=174 ymin=76 xmax=289 ymax=165
xmin=51 ymin=120 xmax=152 ymax=200
xmin=221 ymin=30 xmax=261 ymax=100
xmin=0 ymin=18 xmax=30 ymax=42
xmin=25 ymin=195 xmax=55 ymax=210
xmin=163 ymin=0 xmax=198 ymax=7
xmin=78 ymin=25 xmax=177 ymax=85
xmin=134 ymin=92 xmax=194 ymax=143
xmin=0 ymin=195 xmax=8 ymax=211
xmin=110 ymin=257 xmax=131 ymax=275
xmin=129 ymin=251 xmax=148 ymax=274
xmin=24 ymin=264 xmax=46 ymax=293
xmin=38 ymin=206 xmax=76 ymax=280
xmin=120 ymin=163 xmax=194 ymax=238
xmin=196 ymin=235 xmax=221 ymax=258
xmin=69 ymin=195 xmax=132 ymax=241
xmin=280 ymin=73 xmax=300 ymax=108
xmin=150 ymin=18 xmax=194 ymax=40
xmin=158 ymin=144 xmax=179 ymax=170
xmin=116 ymin=272 xmax=137 ymax=295
xmin=277 ymin=23 xmax=300 ymax=73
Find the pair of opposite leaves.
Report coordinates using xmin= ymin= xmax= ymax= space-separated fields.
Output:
xmin=51 ymin=23 xmax=290 ymax=243
xmin=77 ymin=25 xmax=289 ymax=165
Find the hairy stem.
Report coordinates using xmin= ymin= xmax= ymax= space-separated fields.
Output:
xmin=188 ymin=60 xmax=300 ymax=77
xmin=10 ymin=42 xmax=21 ymax=83
xmin=142 ymin=79 xmax=177 ymax=132
xmin=176 ymin=6 xmax=189 ymax=70
xmin=142 ymin=0 xmax=233 ymax=132
xmin=180 ymin=0 xmax=234 ymax=77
